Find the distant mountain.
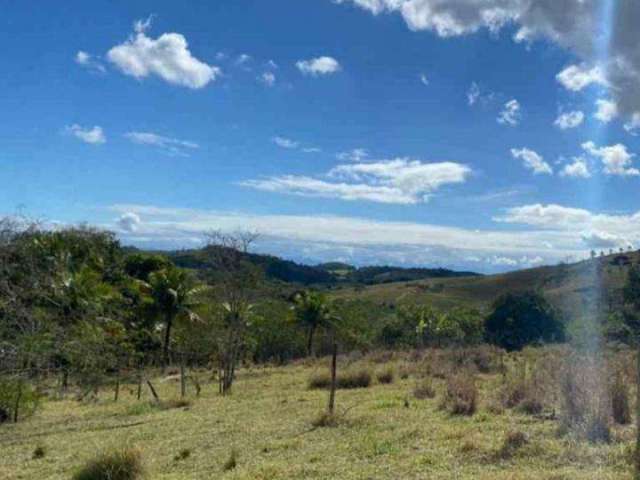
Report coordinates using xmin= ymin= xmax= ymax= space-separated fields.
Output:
xmin=163 ymin=248 xmax=480 ymax=286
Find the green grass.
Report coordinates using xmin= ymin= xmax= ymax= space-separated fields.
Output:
xmin=0 ymin=356 xmax=637 ymax=479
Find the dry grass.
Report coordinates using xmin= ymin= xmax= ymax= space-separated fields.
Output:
xmin=72 ymin=447 xmax=144 ymax=480
xmin=0 ymin=347 xmax=637 ymax=479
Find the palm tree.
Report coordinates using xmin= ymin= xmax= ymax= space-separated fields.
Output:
xmin=147 ymin=267 xmax=201 ymax=368
xmin=292 ymin=290 xmax=331 ymax=356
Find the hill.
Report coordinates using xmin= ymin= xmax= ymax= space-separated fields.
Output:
xmin=165 ymin=248 xmax=480 ymax=286
xmin=332 ymin=251 xmax=640 ymax=318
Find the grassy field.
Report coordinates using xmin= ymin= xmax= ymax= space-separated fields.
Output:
xmin=1 ymin=351 xmax=636 ymax=480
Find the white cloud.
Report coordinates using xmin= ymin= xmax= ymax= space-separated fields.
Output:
xmin=302 ymin=147 xmax=322 ymax=153
xmin=116 ymin=212 xmax=141 ymax=232
xmin=259 ymin=72 xmax=276 ymax=87
xmin=65 ymin=124 xmax=106 ymax=145
xmin=467 ymin=82 xmax=480 ymax=106
xmin=581 ymin=231 xmax=627 ymax=249
xmin=419 ymin=73 xmax=429 ymax=86
xmin=124 ymin=131 xmax=198 ymax=156
xmin=107 ymin=18 xmax=220 ymax=89
xmin=336 ymin=148 xmax=369 ymax=162
xmin=582 ymin=141 xmax=640 ymax=177
xmin=511 ymin=148 xmax=552 ymax=175
xmin=560 ymin=157 xmax=591 ymax=179
xmin=624 ymin=113 xmax=640 ymax=135
xmin=554 ymin=110 xmax=584 ymax=130
xmin=296 ymin=56 xmax=341 ymax=76
xmin=594 ymin=99 xmax=618 ymax=123
xmin=75 ymin=50 xmax=106 ymax=73
xmin=235 ymin=53 xmax=252 ymax=66
xmin=497 ymin=99 xmax=521 ymax=126
xmin=556 ymin=64 xmax=607 ymax=92
xmin=333 ymin=1 xmax=640 ymax=121
xmin=241 ymin=158 xmax=471 ymax=204
xmin=272 ymin=136 xmax=299 ymax=149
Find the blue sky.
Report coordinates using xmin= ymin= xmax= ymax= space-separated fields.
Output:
xmin=2 ymin=0 xmax=640 ymax=272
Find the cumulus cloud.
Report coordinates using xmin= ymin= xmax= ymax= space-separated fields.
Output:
xmin=419 ymin=73 xmax=429 ymax=86
xmin=511 ymin=148 xmax=552 ymax=175
xmin=124 ymin=131 xmax=198 ymax=156
xmin=107 ymin=17 xmax=220 ymax=89
xmin=594 ymin=99 xmax=618 ymax=123
xmin=497 ymin=99 xmax=521 ymax=126
xmin=333 ymin=1 xmax=640 ymax=120
xmin=116 ymin=212 xmax=141 ymax=232
xmin=582 ymin=141 xmax=639 ymax=177
xmin=556 ymin=64 xmax=607 ymax=92
xmin=65 ymin=124 xmax=106 ymax=145
xmin=581 ymin=231 xmax=627 ymax=249
xmin=240 ymin=157 xmax=471 ymax=204
xmin=296 ymin=56 xmax=341 ymax=76
xmin=554 ymin=110 xmax=584 ymax=129
xmin=559 ymin=157 xmax=591 ymax=178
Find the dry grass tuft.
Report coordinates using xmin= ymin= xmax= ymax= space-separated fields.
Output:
xmin=376 ymin=367 xmax=394 ymax=384
xmin=440 ymin=372 xmax=477 ymax=415
xmin=222 ymin=449 xmax=238 ymax=472
xmin=73 ymin=447 xmax=144 ymax=480
xmin=413 ymin=377 xmax=436 ymax=400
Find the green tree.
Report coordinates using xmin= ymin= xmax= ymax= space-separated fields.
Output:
xmin=292 ymin=290 xmax=332 ymax=356
xmin=147 ymin=267 xmax=201 ymax=368
xmin=485 ymin=291 xmax=565 ymax=351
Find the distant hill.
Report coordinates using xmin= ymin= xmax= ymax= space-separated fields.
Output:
xmin=163 ymin=248 xmax=480 ymax=286
xmin=333 ymin=251 xmax=640 ymax=318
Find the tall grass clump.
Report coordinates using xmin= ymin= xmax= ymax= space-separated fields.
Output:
xmin=558 ymin=355 xmax=611 ymax=443
xmin=73 ymin=447 xmax=144 ymax=480
xmin=376 ymin=367 xmax=394 ymax=384
xmin=439 ymin=372 xmax=477 ymax=415
xmin=610 ymin=370 xmax=631 ymax=425
xmin=413 ymin=377 xmax=436 ymax=400
xmin=308 ymin=367 xmax=372 ymax=390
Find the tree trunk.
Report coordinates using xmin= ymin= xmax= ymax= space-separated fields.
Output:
xmin=137 ymin=374 xmax=142 ymax=400
xmin=13 ymin=379 xmax=23 ymax=423
xmin=147 ymin=380 xmax=160 ymax=402
xmin=114 ymin=379 xmax=120 ymax=402
xmin=180 ymin=362 xmax=186 ymax=398
xmin=162 ymin=313 xmax=174 ymax=369
xmin=307 ymin=325 xmax=316 ymax=357
xmin=328 ymin=339 xmax=337 ymax=415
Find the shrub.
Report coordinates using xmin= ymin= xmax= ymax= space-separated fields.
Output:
xmin=376 ymin=368 xmax=394 ymax=384
xmin=611 ymin=371 xmax=631 ymax=425
xmin=499 ymin=431 xmax=528 ymax=459
xmin=440 ymin=372 xmax=477 ymax=415
xmin=73 ymin=447 xmax=144 ymax=480
xmin=32 ymin=445 xmax=46 ymax=459
xmin=0 ymin=378 xmax=41 ymax=423
xmin=223 ymin=449 xmax=238 ymax=472
xmin=485 ymin=292 xmax=565 ymax=351
xmin=413 ymin=377 xmax=436 ymax=400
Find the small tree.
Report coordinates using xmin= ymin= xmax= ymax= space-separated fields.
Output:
xmin=292 ymin=290 xmax=331 ymax=356
xmin=147 ymin=267 xmax=200 ymax=368
xmin=485 ymin=291 xmax=565 ymax=351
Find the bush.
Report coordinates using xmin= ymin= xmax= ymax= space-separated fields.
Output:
xmin=413 ymin=377 xmax=436 ymax=400
xmin=485 ymin=292 xmax=565 ymax=351
xmin=499 ymin=431 xmax=528 ymax=459
xmin=73 ymin=447 xmax=144 ymax=480
xmin=0 ymin=378 xmax=41 ymax=423
xmin=376 ymin=368 xmax=394 ymax=384
xmin=32 ymin=445 xmax=46 ymax=459
xmin=440 ymin=372 xmax=477 ymax=415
